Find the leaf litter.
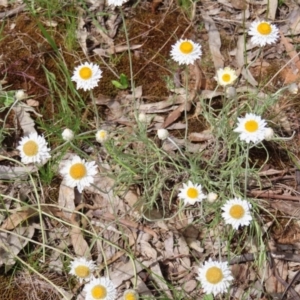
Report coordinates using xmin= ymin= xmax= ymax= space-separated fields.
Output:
xmin=1 ymin=0 xmax=300 ymax=299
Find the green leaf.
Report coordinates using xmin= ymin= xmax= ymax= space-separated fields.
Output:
xmin=111 ymin=80 xmax=124 ymax=89
xmin=0 ymin=91 xmax=15 ymax=107
xmin=203 ymin=294 xmax=214 ymax=300
xmin=119 ymin=73 xmax=128 ymax=87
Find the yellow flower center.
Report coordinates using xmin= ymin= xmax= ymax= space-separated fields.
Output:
xmin=187 ymin=187 xmax=199 ymax=199
xmin=244 ymin=120 xmax=259 ymax=132
xmin=98 ymin=131 xmax=107 ymax=140
xmin=74 ymin=265 xmax=90 ymax=278
xmin=23 ymin=140 xmax=39 ymax=156
xmin=229 ymin=204 xmax=245 ymax=219
xmin=69 ymin=163 xmax=87 ymax=180
xmin=179 ymin=41 xmax=194 ymax=54
xmin=79 ymin=66 xmax=93 ymax=80
xmin=222 ymin=73 xmax=231 ymax=82
xmin=206 ymin=266 xmax=224 ymax=284
xmin=257 ymin=22 xmax=271 ymax=35
xmin=124 ymin=292 xmax=137 ymax=300
xmin=91 ymin=285 xmax=107 ymax=299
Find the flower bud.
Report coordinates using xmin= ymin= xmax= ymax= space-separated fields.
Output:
xmin=288 ymin=83 xmax=298 ymax=95
xmin=157 ymin=129 xmax=169 ymax=140
xmin=138 ymin=113 xmax=147 ymax=123
xmin=207 ymin=192 xmax=218 ymax=203
xmin=264 ymin=128 xmax=274 ymax=141
xmin=15 ymin=90 xmax=27 ymax=100
xmin=62 ymin=128 xmax=74 ymax=142
xmin=225 ymin=86 xmax=237 ymax=98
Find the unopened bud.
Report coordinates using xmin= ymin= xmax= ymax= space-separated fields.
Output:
xmin=264 ymin=128 xmax=274 ymax=141
xmin=15 ymin=90 xmax=27 ymax=100
xmin=157 ymin=129 xmax=169 ymax=140
xmin=288 ymin=83 xmax=298 ymax=95
xmin=62 ymin=128 xmax=74 ymax=142
xmin=207 ymin=192 xmax=218 ymax=203
xmin=225 ymin=86 xmax=237 ymax=98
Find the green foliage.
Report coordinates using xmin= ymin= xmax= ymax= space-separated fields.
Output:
xmin=112 ymin=73 xmax=129 ymax=89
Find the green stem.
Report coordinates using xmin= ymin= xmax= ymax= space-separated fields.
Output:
xmin=120 ymin=9 xmax=135 ymax=100
xmin=90 ymin=90 xmax=100 ymax=129
xmin=244 ymin=143 xmax=250 ymax=196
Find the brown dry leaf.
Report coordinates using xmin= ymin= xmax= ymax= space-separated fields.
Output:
xmin=70 ymin=222 xmax=91 ymax=258
xmin=162 ymin=102 xmax=192 ymax=128
xmin=176 ymin=236 xmax=190 ymax=268
xmin=95 ymin=95 xmax=124 ymax=120
xmin=139 ymin=240 xmax=157 ymax=259
xmin=58 ymin=181 xmax=75 ymax=220
xmin=274 ymin=104 xmax=292 ymax=133
xmin=201 ymin=10 xmax=224 ymax=70
xmin=269 ymin=200 xmax=300 ymax=217
xmin=280 ymin=32 xmax=300 ymax=71
xmin=229 ymin=0 xmax=247 ymax=10
xmin=151 ymin=263 xmax=174 ymax=299
xmin=139 ymin=95 xmax=186 ymax=113
xmin=264 ymin=260 xmax=287 ymax=294
xmin=111 ymin=257 xmax=162 ymax=287
xmin=280 ymin=67 xmax=300 ymax=84
xmin=131 ymin=276 xmax=153 ymax=297
xmin=0 ymin=0 xmax=7 ymax=6
xmin=151 ymin=0 xmax=162 ymax=12
xmin=0 ymin=165 xmax=38 ymax=180
xmin=183 ymin=279 xmax=197 ymax=293
xmin=235 ymin=35 xmax=245 ymax=68
xmin=164 ymin=232 xmax=174 ymax=258
xmin=241 ymin=67 xmax=258 ymax=86
xmin=123 ymin=188 xmax=139 ymax=208
xmin=106 ymin=13 xmax=122 ymax=38
xmin=286 ymin=7 xmax=300 ymax=35
xmin=106 ymin=44 xmax=143 ymax=55
xmin=26 ymin=99 xmax=39 ymax=107
xmin=268 ymin=0 xmax=278 ymax=20
xmin=0 ymin=225 xmax=35 ymax=268
xmin=13 ymin=103 xmax=42 ymax=136
xmin=189 ymin=131 xmax=214 ymax=142
xmin=87 ymin=174 xmax=125 ymax=213
xmin=1 ymin=207 xmax=37 ymax=230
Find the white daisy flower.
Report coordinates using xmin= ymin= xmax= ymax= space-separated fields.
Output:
xmin=62 ymin=128 xmax=74 ymax=142
xmin=17 ymin=132 xmax=51 ymax=164
xmin=84 ymin=277 xmax=117 ymax=300
xmin=71 ymin=62 xmax=102 ymax=91
xmin=214 ymin=67 xmax=237 ymax=86
xmin=107 ymin=0 xmax=128 ymax=6
xmin=69 ymin=257 xmax=96 ymax=284
xmin=170 ymin=39 xmax=202 ymax=65
xmin=197 ymin=258 xmax=233 ymax=296
xmin=233 ymin=113 xmax=267 ymax=144
xmin=178 ymin=180 xmax=206 ymax=205
xmin=60 ymin=156 xmax=98 ymax=193
xmin=123 ymin=289 xmax=139 ymax=300
xmin=221 ymin=197 xmax=252 ymax=230
xmin=248 ymin=20 xmax=279 ymax=47
xmin=96 ymin=129 xmax=108 ymax=143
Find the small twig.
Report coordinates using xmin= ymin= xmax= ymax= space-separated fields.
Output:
xmin=248 ymin=190 xmax=300 ymax=201
xmin=0 ymin=3 xmax=26 ymax=19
